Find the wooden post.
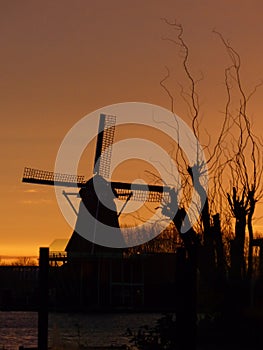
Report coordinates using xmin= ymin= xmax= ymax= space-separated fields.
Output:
xmin=38 ymin=247 xmax=49 ymax=350
xmin=175 ymin=247 xmax=197 ymax=350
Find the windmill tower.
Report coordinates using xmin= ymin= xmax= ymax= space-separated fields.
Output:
xmin=22 ymin=114 xmax=172 ymax=256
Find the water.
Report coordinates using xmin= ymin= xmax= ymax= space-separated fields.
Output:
xmin=0 ymin=311 xmax=162 ymax=349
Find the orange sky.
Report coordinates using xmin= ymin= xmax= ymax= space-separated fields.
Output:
xmin=1 ymin=0 xmax=263 ymax=257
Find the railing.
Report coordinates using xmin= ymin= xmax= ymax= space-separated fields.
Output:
xmin=49 ymin=251 xmax=67 ymax=260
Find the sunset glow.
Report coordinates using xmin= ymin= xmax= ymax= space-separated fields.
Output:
xmin=1 ymin=1 xmax=263 ymax=257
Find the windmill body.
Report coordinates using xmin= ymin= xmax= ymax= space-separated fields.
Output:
xmin=66 ymin=174 xmax=125 ymax=255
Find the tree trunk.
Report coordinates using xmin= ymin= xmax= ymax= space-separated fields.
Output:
xmin=230 ymin=216 xmax=246 ymax=280
xmin=212 ymin=214 xmax=226 ymax=279
xmin=247 ymin=201 xmax=255 ymax=279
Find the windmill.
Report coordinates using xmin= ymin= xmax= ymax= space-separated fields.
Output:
xmin=22 ymin=114 xmax=172 ymax=254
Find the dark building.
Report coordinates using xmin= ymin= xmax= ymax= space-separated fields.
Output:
xmin=47 ymin=222 xmax=180 ymax=312
xmin=0 ymin=266 xmax=39 ymax=310
xmin=48 ymin=250 xmax=177 ymax=312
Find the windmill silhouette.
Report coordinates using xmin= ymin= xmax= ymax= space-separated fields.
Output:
xmin=22 ymin=114 xmax=172 ymax=254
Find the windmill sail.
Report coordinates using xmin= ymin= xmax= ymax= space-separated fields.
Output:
xmin=22 ymin=112 xmax=172 ymax=210
xmin=22 ymin=167 xmax=171 ymax=203
xmin=93 ymin=114 xmax=116 ymax=179
xmin=112 ymin=182 xmax=171 ymax=203
xmin=22 ymin=167 xmax=86 ymax=187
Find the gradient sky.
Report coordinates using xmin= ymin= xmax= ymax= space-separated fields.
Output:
xmin=1 ymin=0 xmax=263 ymax=257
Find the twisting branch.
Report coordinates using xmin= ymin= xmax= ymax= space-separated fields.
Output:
xmin=161 ymin=18 xmax=200 ymax=139
xmin=160 ymin=66 xmax=174 ymax=113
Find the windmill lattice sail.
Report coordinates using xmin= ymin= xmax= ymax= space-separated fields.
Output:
xmin=94 ymin=114 xmax=116 ymax=179
xmin=112 ymin=182 xmax=171 ymax=203
xmin=22 ymin=167 xmax=171 ymax=202
xmin=22 ymin=167 xmax=86 ymax=187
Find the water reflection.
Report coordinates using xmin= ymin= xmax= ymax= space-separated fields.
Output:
xmin=0 ymin=311 xmax=162 ymax=349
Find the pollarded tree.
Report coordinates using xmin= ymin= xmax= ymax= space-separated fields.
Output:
xmin=214 ymin=31 xmax=263 ymax=280
xmin=160 ymin=19 xmax=229 ymax=282
xmin=160 ymin=20 xmax=263 ymax=283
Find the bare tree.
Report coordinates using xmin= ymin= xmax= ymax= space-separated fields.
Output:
xmin=159 ymin=19 xmax=263 ymax=284
xmin=214 ymin=30 xmax=263 ymax=280
xmin=12 ymin=256 xmax=38 ymax=266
